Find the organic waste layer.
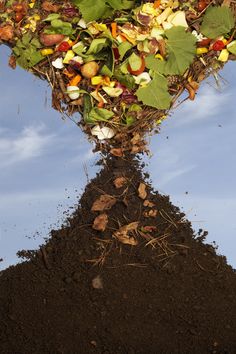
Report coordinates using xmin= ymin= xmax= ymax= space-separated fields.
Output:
xmin=1 ymin=156 xmax=236 ymax=354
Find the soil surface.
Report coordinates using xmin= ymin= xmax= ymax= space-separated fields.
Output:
xmin=0 ymin=156 xmax=236 ymax=354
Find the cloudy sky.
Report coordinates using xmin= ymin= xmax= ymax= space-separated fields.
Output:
xmin=0 ymin=45 xmax=235 ymax=270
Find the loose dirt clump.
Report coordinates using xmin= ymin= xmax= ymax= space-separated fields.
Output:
xmin=0 ymin=155 xmax=236 ymax=354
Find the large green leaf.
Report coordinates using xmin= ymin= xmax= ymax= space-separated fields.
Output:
xmin=136 ymin=73 xmax=171 ymax=110
xmin=73 ymin=0 xmax=112 ymax=22
xmin=106 ymin=0 xmax=135 ymax=10
xmin=200 ymin=6 xmax=235 ymax=39
xmin=145 ymin=27 xmax=197 ymax=75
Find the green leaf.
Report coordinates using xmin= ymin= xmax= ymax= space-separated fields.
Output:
xmin=73 ymin=0 xmax=113 ymax=22
xmin=43 ymin=13 xmax=60 ymax=22
xmin=106 ymin=0 xmax=135 ymax=10
xmin=100 ymin=48 xmax=114 ymax=77
xmin=113 ymin=69 xmax=135 ymax=89
xmin=87 ymin=107 xmax=114 ymax=123
xmin=200 ymin=6 xmax=235 ymax=39
xmin=145 ymin=27 xmax=197 ymax=75
xmin=13 ymin=34 xmax=44 ymax=70
xmin=227 ymin=40 xmax=236 ymax=55
xmin=136 ymin=73 xmax=171 ymax=110
xmin=86 ymin=38 xmax=110 ymax=55
xmin=83 ymin=94 xmax=93 ymax=123
xmin=118 ymin=42 xmax=133 ymax=60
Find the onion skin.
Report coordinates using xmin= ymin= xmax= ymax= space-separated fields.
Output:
xmin=40 ymin=33 xmax=65 ymax=47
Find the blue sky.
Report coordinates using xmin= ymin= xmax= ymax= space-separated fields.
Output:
xmin=0 ymin=45 xmax=235 ymax=270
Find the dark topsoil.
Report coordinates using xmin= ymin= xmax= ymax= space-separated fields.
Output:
xmin=0 ymin=156 xmax=236 ymax=354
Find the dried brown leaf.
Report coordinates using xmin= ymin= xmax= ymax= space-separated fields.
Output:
xmin=131 ymin=133 xmax=141 ymax=145
xmin=142 ymin=225 xmax=157 ymax=232
xmin=138 ymin=183 xmax=147 ymax=200
xmin=92 ymin=213 xmax=108 ymax=232
xmin=91 ymin=194 xmax=116 ymax=212
xmin=113 ymin=222 xmax=139 ymax=246
xmin=8 ymin=55 xmax=16 ymax=69
xmin=143 ymin=200 xmax=155 ymax=208
xmin=113 ymin=177 xmax=127 ymax=189
xmin=143 ymin=209 xmax=158 ymax=218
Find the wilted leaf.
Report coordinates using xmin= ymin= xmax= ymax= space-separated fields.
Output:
xmin=138 ymin=183 xmax=147 ymax=200
xmin=113 ymin=222 xmax=139 ymax=246
xmin=92 ymin=213 xmax=108 ymax=231
xmin=113 ymin=177 xmax=127 ymax=188
xmin=91 ymin=194 xmax=116 ymax=211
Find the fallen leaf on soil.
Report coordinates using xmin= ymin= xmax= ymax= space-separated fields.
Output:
xmin=143 ymin=200 xmax=155 ymax=208
xmin=113 ymin=222 xmax=139 ymax=246
xmin=138 ymin=183 xmax=147 ymax=200
xmin=92 ymin=275 xmax=103 ymax=289
xmin=110 ymin=148 xmax=123 ymax=157
xmin=0 ymin=25 xmax=14 ymax=41
xmin=92 ymin=213 xmax=108 ymax=231
xmin=42 ymin=0 xmax=60 ymax=12
xmin=143 ymin=209 xmax=158 ymax=218
xmin=113 ymin=177 xmax=127 ymax=188
xmin=91 ymin=194 xmax=116 ymax=211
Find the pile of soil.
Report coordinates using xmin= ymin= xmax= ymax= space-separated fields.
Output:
xmin=0 ymin=155 xmax=236 ymax=354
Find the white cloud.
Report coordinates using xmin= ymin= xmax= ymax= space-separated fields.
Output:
xmin=172 ymin=84 xmax=231 ymax=126
xmin=0 ymin=125 xmax=55 ymax=167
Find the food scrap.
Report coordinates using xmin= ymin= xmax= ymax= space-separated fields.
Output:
xmin=0 ymin=0 xmax=235 ymax=152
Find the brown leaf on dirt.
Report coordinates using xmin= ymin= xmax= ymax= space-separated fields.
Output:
xmin=110 ymin=148 xmax=123 ymax=157
xmin=91 ymin=194 xmax=116 ymax=212
xmin=8 ymin=55 xmax=16 ymax=69
xmin=42 ymin=0 xmax=60 ymax=12
xmin=143 ymin=209 xmax=158 ymax=218
xmin=0 ymin=25 xmax=14 ymax=41
xmin=143 ymin=200 xmax=155 ymax=208
xmin=138 ymin=183 xmax=147 ymax=200
xmin=92 ymin=213 xmax=108 ymax=232
xmin=158 ymin=39 xmax=166 ymax=58
xmin=113 ymin=222 xmax=139 ymax=246
xmin=113 ymin=177 xmax=127 ymax=189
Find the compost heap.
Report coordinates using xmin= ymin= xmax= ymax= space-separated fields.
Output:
xmin=0 ymin=0 xmax=236 ymax=152
xmin=1 ymin=156 xmax=236 ymax=354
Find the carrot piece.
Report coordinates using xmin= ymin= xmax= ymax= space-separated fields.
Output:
xmin=153 ymin=0 xmax=161 ymax=8
xmin=111 ymin=22 xmax=117 ymax=38
xmin=68 ymin=74 xmax=82 ymax=87
xmin=97 ymin=101 xmax=104 ymax=108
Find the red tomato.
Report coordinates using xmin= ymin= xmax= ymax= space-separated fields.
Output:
xmin=57 ymin=41 xmax=71 ymax=52
xmin=212 ymin=40 xmax=225 ymax=51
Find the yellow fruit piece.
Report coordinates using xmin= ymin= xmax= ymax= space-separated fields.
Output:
xmin=218 ymin=49 xmax=229 ymax=62
xmin=196 ymin=47 xmax=208 ymax=55
xmin=63 ymin=50 xmax=75 ymax=64
xmin=33 ymin=14 xmax=41 ymax=21
xmin=91 ymin=76 xmax=104 ymax=85
xmin=29 ymin=2 xmax=35 ymax=8
xmin=41 ymin=48 xmax=54 ymax=56
xmin=155 ymin=53 xmax=164 ymax=60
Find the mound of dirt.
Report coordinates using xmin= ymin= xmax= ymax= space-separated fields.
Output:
xmin=0 ymin=156 xmax=236 ymax=354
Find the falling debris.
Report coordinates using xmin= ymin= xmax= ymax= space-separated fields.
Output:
xmin=113 ymin=177 xmax=127 ymax=189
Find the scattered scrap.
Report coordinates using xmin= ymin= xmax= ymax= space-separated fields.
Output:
xmin=92 ymin=213 xmax=108 ymax=231
xmin=113 ymin=221 xmax=139 ymax=246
